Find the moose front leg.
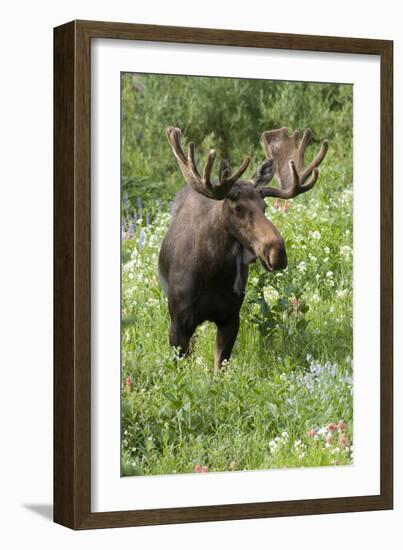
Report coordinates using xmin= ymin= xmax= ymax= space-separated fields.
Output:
xmin=215 ymin=315 xmax=240 ymax=375
xmin=169 ymin=319 xmax=194 ymax=359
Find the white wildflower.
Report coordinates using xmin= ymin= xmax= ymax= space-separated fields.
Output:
xmin=336 ymin=289 xmax=348 ymax=298
xmin=263 ymin=286 xmax=279 ymax=305
xmin=340 ymin=245 xmax=352 ymax=258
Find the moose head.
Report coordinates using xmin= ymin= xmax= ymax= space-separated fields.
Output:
xmin=166 ymin=126 xmax=328 ymax=273
xmin=160 ymin=127 xmax=328 ymax=373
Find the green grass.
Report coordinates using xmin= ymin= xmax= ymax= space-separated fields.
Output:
xmin=121 ymin=150 xmax=354 ymax=476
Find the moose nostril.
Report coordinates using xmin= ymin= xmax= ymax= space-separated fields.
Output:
xmin=269 ymin=246 xmax=288 ymax=271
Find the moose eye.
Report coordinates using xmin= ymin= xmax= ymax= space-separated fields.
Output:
xmin=234 ymin=205 xmax=244 ymax=215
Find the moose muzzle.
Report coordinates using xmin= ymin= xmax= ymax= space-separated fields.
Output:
xmin=257 ymin=238 xmax=287 ymax=272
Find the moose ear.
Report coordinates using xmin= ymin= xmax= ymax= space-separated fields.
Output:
xmin=251 ymin=159 xmax=275 ymax=187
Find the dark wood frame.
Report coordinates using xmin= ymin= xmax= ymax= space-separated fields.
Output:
xmin=54 ymin=19 xmax=393 ymax=530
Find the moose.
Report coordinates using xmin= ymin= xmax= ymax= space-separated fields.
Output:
xmin=158 ymin=126 xmax=328 ymax=374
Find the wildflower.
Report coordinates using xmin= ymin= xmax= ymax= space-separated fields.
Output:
xmin=340 ymin=245 xmax=352 ymax=258
xmin=310 ymin=230 xmax=321 ymax=240
xmin=194 ymin=464 xmax=208 ymax=473
xmin=139 ymin=229 xmax=146 ymax=250
xmin=307 ymin=428 xmax=317 ymax=437
xmin=337 ymin=420 xmax=347 ymax=431
xmin=312 ymin=293 xmax=320 ymax=303
xmin=281 ymin=431 xmax=289 ymax=439
xmin=290 ymin=297 xmax=301 ymax=313
xmin=336 ymin=289 xmax=348 ymax=298
xmin=339 ymin=434 xmax=349 ymax=449
xmin=283 ymin=200 xmax=290 ymax=213
xmin=123 ymin=191 xmax=129 ymax=212
xmin=123 ymin=375 xmax=133 ymax=394
xmin=297 ymin=261 xmax=307 ymax=273
xmin=274 ymin=198 xmax=281 ymax=210
xmin=229 ymin=461 xmax=237 ymax=471
xmin=324 ymin=246 xmax=330 ymax=254
xmin=263 ymin=286 xmax=279 ymax=305
xmin=317 ymin=427 xmax=328 ymax=436
xmin=269 ymin=439 xmax=278 ymax=453
xmin=326 ymin=271 xmax=334 ymax=278
xmin=327 ymin=423 xmax=338 ymax=433
xmin=128 ymin=219 xmax=134 ymax=238
xmin=326 ymin=433 xmax=333 ymax=444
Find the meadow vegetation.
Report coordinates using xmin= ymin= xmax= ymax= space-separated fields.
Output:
xmin=121 ymin=74 xmax=353 ymax=476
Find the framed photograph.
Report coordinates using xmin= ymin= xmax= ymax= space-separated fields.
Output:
xmin=54 ymin=20 xmax=393 ymax=529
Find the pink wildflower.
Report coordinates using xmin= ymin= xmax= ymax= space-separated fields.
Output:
xmin=291 ymin=297 xmax=301 ymax=313
xmin=307 ymin=428 xmax=317 ymax=437
xmin=339 ymin=434 xmax=349 ymax=448
xmin=283 ymin=200 xmax=290 ymax=213
xmin=327 ymin=423 xmax=338 ymax=433
xmin=123 ymin=375 xmax=133 ymax=394
xmin=201 ymin=466 xmax=209 ymax=473
xmin=194 ymin=464 xmax=202 ymax=473
xmin=337 ymin=420 xmax=347 ymax=432
xmin=326 ymin=433 xmax=333 ymax=444
xmin=274 ymin=198 xmax=281 ymax=210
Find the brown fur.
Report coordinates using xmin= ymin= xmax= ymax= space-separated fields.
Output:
xmin=158 ymin=182 xmax=286 ymax=374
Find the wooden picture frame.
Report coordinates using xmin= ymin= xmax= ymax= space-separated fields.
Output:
xmin=54 ymin=19 xmax=393 ymax=529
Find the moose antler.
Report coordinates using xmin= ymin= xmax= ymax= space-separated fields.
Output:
xmin=258 ymin=127 xmax=328 ymax=199
xmin=166 ymin=127 xmax=251 ymax=200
